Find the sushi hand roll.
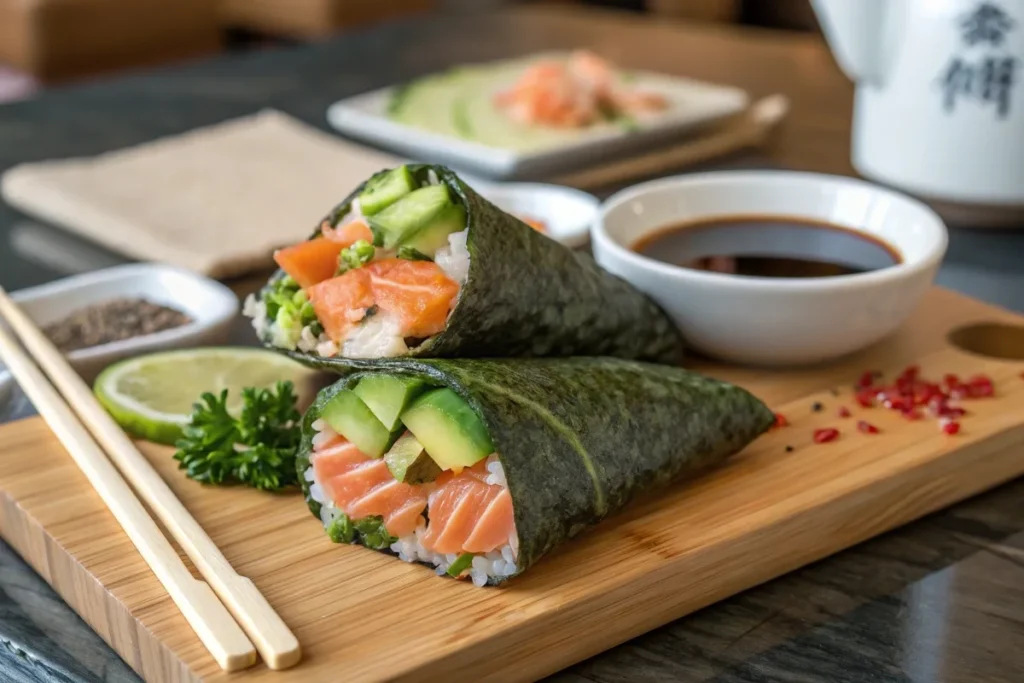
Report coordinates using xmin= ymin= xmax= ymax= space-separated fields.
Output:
xmin=297 ymin=358 xmax=774 ymax=586
xmin=244 ymin=164 xmax=684 ymax=365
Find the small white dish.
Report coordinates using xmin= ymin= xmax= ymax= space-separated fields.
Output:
xmin=593 ymin=170 xmax=949 ymax=366
xmin=472 ymin=181 xmax=598 ymax=249
xmin=325 ymin=53 xmax=748 ymax=180
xmin=0 ymin=264 xmax=239 ymax=400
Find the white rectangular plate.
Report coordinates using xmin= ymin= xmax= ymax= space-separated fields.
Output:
xmin=326 ymin=53 xmax=749 ymax=180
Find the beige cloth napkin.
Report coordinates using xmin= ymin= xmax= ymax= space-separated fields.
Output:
xmin=1 ymin=109 xmax=404 ymax=278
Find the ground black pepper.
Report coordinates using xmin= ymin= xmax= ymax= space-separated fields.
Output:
xmin=43 ymin=298 xmax=192 ymax=352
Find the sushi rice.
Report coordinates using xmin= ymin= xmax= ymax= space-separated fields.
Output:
xmin=245 ymin=166 xmax=470 ymax=360
xmin=244 ymin=226 xmax=469 ymax=359
xmin=306 ymin=419 xmax=518 ymax=586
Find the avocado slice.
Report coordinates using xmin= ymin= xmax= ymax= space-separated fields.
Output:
xmin=359 ymin=166 xmax=417 ymax=216
xmin=368 ymin=184 xmax=460 ymax=250
xmin=400 ymin=203 xmax=467 ymax=257
xmin=320 ymin=390 xmax=396 ymax=458
xmin=400 ymin=388 xmax=494 ymax=471
xmin=383 ymin=432 xmax=443 ymax=484
xmin=353 ymin=375 xmax=428 ymax=432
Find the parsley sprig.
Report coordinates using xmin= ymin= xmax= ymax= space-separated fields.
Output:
xmin=173 ymin=381 xmax=302 ymax=491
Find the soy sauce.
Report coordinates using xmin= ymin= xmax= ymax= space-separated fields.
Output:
xmin=631 ymin=215 xmax=902 ymax=278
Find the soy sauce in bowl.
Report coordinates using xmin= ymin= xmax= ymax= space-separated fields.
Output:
xmin=632 ymin=215 xmax=902 ymax=278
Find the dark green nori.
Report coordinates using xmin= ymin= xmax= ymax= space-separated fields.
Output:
xmin=256 ymin=164 xmax=684 ymax=366
xmin=297 ymin=357 xmax=774 ymax=584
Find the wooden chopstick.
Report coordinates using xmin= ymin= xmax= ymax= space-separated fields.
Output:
xmin=0 ymin=288 xmax=301 ymax=670
xmin=0 ymin=308 xmax=256 ymax=672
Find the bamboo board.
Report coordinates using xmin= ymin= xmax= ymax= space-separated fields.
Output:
xmin=2 ymin=287 xmax=1024 ymax=683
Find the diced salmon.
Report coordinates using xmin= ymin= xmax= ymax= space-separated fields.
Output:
xmin=322 ymin=219 xmax=373 ymax=245
xmin=273 ymin=238 xmax=344 ymax=289
xmin=307 ymin=258 xmax=459 ymax=344
xmin=307 ymin=269 xmax=374 ymax=342
xmin=313 ymin=438 xmax=427 ymax=538
xmin=494 ymin=50 xmax=666 ymax=128
xmin=421 ymin=461 xmax=516 ymax=555
xmin=366 ymin=258 xmax=460 ymax=340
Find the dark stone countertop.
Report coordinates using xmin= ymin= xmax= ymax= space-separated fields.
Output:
xmin=1 ymin=7 xmax=1023 ymax=683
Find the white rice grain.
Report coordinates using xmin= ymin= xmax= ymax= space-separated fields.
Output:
xmin=243 ymin=294 xmax=270 ymax=339
xmin=427 ymin=169 xmax=440 ymax=185
xmin=342 ymin=314 xmax=409 ymax=358
xmin=309 ymin=482 xmax=326 ymax=506
xmin=311 ymin=424 xmax=339 ymax=450
xmin=311 ymin=419 xmax=325 ymax=431
xmin=434 ymin=229 xmax=470 ymax=285
xmin=296 ymin=324 xmax=319 ymax=353
xmin=484 ymin=456 xmax=507 ymax=487
xmin=316 ymin=339 xmax=339 ymax=357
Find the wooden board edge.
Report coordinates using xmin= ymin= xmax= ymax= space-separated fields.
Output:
xmin=0 ymin=491 xmax=198 ymax=683
xmin=400 ymin=423 xmax=1024 ymax=682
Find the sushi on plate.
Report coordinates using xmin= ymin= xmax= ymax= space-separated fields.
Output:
xmin=244 ymin=164 xmax=683 ymax=365
xmin=297 ymin=357 xmax=774 ymax=586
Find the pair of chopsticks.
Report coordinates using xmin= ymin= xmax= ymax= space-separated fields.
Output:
xmin=0 ymin=287 xmax=300 ymax=672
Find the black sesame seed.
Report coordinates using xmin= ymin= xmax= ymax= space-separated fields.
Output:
xmin=812 ymin=402 xmax=824 ymax=412
xmin=785 ymin=445 xmax=794 ymax=452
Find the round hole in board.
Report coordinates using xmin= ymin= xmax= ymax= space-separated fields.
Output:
xmin=948 ymin=323 xmax=1024 ymax=360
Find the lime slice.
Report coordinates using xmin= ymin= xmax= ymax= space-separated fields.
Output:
xmin=94 ymin=347 xmax=319 ymax=445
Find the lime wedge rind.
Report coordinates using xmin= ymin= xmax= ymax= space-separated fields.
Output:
xmin=94 ymin=347 xmax=314 ymax=445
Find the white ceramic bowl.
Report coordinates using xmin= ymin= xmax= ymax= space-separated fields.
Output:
xmin=0 ymin=263 xmax=239 ymax=402
xmin=592 ymin=170 xmax=949 ymax=366
xmin=472 ymin=181 xmax=599 ymax=248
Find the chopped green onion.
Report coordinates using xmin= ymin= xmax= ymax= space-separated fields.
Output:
xmin=326 ymin=514 xmax=356 ymax=543
xmin=339 ymin=239 xmax=376 ymax=272
xmin=446 ymin=553 xmax=474 ymax=577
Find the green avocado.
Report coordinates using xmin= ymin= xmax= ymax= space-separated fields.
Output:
xmin=400 ymin=203 xmax=466 ymax=257
xmin=400 ymin=388 xmax=494 ymax=471
xmin=359 ymin=166 xmax=417 ymax=216
xmin=320 ymin=390 xmax=395 ymax=458
xmin=353 ymin=375 xmax=428 ymax=432
xmin=387 ymin=60 xmax=592 ymax=152
xmin=368 ymin=184 xmax=457 ymax=250
xmin=383 ymin=432 xmax=442 ymax=484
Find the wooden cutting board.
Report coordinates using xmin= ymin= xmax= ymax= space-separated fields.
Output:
xmin=1 ymin=287 xmax=1023 ymax=683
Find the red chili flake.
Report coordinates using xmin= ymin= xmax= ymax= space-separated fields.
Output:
xmin=857 ymin=371 xmax=876 ymax=388
xmin=943 ymin=373 xmax=960 ymax=390
xmin=901 ymin=365 xmax=920 ymax=381
xmin=855 ymin=389 xmax=875 ymax=408
xmin=813 ymin=427 xmax=840 ymax=443
xmin=882 ymin=394 xmax=910 ymax=411
xmin=940 ymin=419 xmax=961 ymax=435
xmin=914 ymin=383 xmax=943 ymax=406
xmin=856 ymin=420 xmax=880 ymax=434
xmin=901 ymin=408 xmax=923 ymax=421
xmin=838 ymin=406 xmax=851 ymax=418
xmin=773 ymin=412 xmax=789 ymax=428
xmin=939 ymin=405 xmax=967 ymax=419
xmin=964 ymin=375 xmax=994 ymax=398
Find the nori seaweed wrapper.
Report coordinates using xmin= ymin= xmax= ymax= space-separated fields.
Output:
xmin=256 ymin=164 xmax=684 ymax=366
xmin=297 ymin=357 xmax=774 ymax=584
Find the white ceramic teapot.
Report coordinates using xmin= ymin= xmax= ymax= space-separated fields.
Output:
xmin=811 ymin=0 xmax=1024 ymax=208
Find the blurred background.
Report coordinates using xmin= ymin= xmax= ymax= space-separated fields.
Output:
xmin=0 ymin=0 xmax=817 ymax=97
